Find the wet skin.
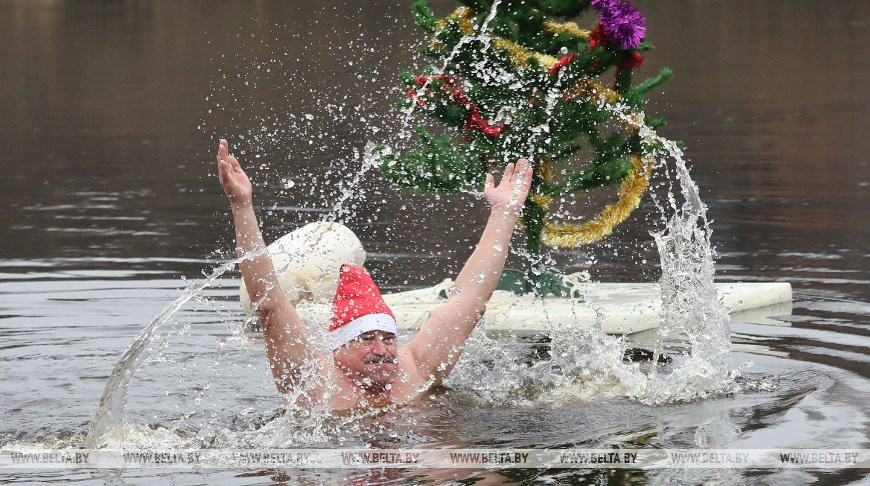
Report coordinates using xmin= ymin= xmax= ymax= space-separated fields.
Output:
xmin=217 ymin=138 xmax=532 ymax=410
xmin=333 ymin=330 xmax=399 ymax=392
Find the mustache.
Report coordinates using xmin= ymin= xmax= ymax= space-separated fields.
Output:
xmin=364 ymin=354 xmax=397 ymax=364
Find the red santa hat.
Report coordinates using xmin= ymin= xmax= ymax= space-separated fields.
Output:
xmin=329 ymin=264 xmax=397 ymax=350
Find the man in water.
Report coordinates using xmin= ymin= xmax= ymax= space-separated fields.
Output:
xmin=216 ymin=139 xmax=532 ymax=410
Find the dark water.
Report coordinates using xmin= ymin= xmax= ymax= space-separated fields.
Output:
xmin=1 ymin=0 xmax=869 ymax=484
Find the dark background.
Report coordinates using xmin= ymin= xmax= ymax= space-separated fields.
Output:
xmin=1 ymin=0 xmax=868 ymax=289
xmin=1 ymin=4 xmax=868 ymax=481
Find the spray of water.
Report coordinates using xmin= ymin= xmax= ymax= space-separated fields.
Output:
xmin=445 ymin=103 xmax=736 ymax=407
xmin=81 ymin=1 xmax=747 ymax=450
xmin=84 ymin=0 xmax=511 ymax=448
xmin=84 ymin=260 xmax=236 ymax=447
xmin=330 ymin=0 xmax=506 ymax=223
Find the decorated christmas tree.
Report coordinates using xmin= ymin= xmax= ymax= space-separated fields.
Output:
xmin=379 ymin=0 xmax=673 ymax=294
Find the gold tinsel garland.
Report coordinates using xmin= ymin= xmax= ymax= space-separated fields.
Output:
xmin=542 ymin=19 xmax=590 ymax=39
xmin=541 ymin=154 xmax=655 ymax=247
xmin=493 ymin=39 xmax=558 ymax=67
xmin=431 ymin=7 xmax=656 ymax=247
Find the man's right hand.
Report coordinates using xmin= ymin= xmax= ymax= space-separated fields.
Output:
xmin=217 ymin=139 xmax=253 ymax=204
xmin=216 ymin=138 xmax=312 ymax=395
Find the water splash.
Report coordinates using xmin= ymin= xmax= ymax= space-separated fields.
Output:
xmin=82 ymin=0 xmax=750 ymax=454
xmin=444 ymin=104 xmax=736 ymax=407
xmin=83 ymin=0 xmax=510 ymax=449
xmin=327 ymin=0 xmax=507 ymax=225
xmin=84 ymin=260 xmax=237 ymax=447
xmin=608 ymin=103 xmax=732 ymax=380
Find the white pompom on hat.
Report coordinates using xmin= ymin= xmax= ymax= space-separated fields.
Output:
xmin=329 ymin=264 xmax=397 ymax=350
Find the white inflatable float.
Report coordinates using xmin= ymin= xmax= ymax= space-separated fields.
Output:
xmin=241 ymin=223 xmax=792 ymax=335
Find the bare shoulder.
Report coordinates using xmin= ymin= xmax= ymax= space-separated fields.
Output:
xmin=285 ymin=351 xmax=335 ymax=406
xmin=392 ymin=345 xmax=435 ymax=401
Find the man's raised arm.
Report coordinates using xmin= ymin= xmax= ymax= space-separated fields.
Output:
xmin=403 ymin=159 xmax=532 ymax=385
xmin=216 ymin=139 xmax=312 ymax=394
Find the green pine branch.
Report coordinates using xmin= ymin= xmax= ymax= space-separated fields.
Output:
xmin=381 ymin=0 xmax=674 ymax=268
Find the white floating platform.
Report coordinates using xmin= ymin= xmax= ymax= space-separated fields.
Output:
xmin=292 ymin=281 xmax=793 ymax=336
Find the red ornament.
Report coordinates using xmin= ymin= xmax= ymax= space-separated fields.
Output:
xmin=413 ymin=74 xmax=507 ymax=139
xmin=589 ymin=22 xmax=608 ymax=50
xmin=548 ymin=52 xmax=576 ymax=75
xmin=483 ymin=126 xmax=501 ymax=138
xmin=619 ymin=51 xmax=644 ymax=70
xmin=613 ymin=51 xmax=644 ymax=89
xmin=407 ymin=88 xmax=427 ymax=106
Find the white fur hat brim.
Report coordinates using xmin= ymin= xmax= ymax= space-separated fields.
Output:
xmin=329 ymin=313 xmax=397 ymax=351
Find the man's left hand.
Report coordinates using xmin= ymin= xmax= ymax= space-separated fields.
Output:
xmin=484 ymin=158 xmax=533 ymax=215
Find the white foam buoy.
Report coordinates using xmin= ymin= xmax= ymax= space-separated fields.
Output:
xmin=241 ymin=226 xmax=793 ymax=334
xmin=239 ymin=222 xmax=365 ymax=313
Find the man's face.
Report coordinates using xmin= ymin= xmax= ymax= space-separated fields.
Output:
xmin=333 ymin=330 xmax=399 ymax=390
